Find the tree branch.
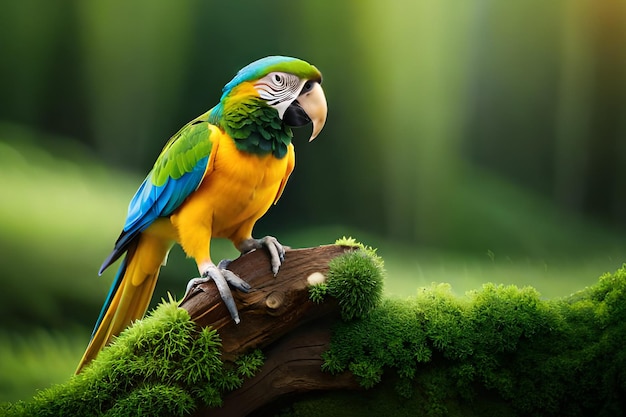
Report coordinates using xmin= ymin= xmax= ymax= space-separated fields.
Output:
xmin=179 ymin=245 xmax=361 ymax=415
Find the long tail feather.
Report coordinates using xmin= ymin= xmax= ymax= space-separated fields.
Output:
xmin=76 ymin=234 xmax=167 ymax=373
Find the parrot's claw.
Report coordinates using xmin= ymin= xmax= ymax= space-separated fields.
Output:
xmin=238 ymin=236 xmax=286 ymax=276
xmin=184 ymin=264 xmax=250 ymax=324
xmin=217 ymin=259 xmax=232 ymax=270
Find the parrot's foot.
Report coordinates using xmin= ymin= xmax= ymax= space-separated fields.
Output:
xmin=184 ymin=264 xmax=250 ymax=324
xmin=238 ymin=236 xmax=286 ymax=276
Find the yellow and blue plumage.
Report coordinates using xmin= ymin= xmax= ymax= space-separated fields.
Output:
xmin=76 ymin=56 xmax=327 ymax=372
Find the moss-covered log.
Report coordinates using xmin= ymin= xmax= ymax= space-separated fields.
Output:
xmin=3 ymin=240 xmax=625 ymax=417
xmin=179 ymin=243 xmax=370 ymax=415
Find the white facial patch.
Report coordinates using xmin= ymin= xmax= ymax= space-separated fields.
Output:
xmin=255 ymin=72 xmax=306 ymax=118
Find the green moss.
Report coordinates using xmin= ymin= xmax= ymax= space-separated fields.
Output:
xmin=2 ymin=300 xmax=264 ymax=416
xmin=313 ymin=266 xmax=626 ymax=417
xmin=104 ymin=385 xmax=194 ymax=417
xmin=275 ymin=380 xmax=514 ymax=417
xmin=334 ymin=236 xmax=363 ymax=248
xmin=308 ymin=282 xmax=328 ymax=304
xmin=309 ymin=237 xmax=385 ymax=321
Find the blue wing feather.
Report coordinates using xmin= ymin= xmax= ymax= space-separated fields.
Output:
xmin=99 ymin=117 xmax=213 ymax=274
xmin=123 ymin=156 xmax=208 ymax=237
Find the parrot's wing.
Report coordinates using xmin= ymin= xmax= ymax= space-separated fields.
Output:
xmin=99 ymin=114 xmax=216 ymax=274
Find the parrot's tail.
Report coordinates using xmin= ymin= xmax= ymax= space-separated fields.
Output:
xmin=76 ymin=233 xmax=169 ymax=373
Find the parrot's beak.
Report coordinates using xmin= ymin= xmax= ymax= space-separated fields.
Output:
xmin=284 ymin=82 xmax=327 ymax=142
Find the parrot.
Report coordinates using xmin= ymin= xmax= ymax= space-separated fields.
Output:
xmin=76 ymin=56 xmax=327 ymax=373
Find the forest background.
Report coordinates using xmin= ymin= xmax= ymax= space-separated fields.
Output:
xmin=1 ymin=0 xmax=625 ymax=402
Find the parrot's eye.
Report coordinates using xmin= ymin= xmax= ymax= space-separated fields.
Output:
xmin=272 ymin=73 xmax=284 ymax=85
xmin=301 ymin=81 xmax=314 ymax=94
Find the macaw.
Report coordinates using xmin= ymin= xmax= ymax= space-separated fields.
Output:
xmin=76 ymin=56 xmax=327 ymax=373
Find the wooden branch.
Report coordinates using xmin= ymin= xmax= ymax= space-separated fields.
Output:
xmin=208 ymin=322 xmax=360 ymax=417
xmin=180 ymin=244 xmax=348 ymax=359
xmin=179 ymin=244 xmax=361 ymax=415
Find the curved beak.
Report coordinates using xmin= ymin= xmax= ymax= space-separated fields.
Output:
xmin=284 ymin=82 xmax=328 ymax=142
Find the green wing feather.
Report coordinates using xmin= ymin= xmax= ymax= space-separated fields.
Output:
xmin=152 ymin=112 xmax=213 ymax=186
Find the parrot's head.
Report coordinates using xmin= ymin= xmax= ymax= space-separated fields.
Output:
xmin=220 ymin=56 xmax=327 ymax=141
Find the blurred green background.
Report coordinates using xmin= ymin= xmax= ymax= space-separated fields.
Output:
xmin=1 ymin=0 xmax=626 ymax=403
